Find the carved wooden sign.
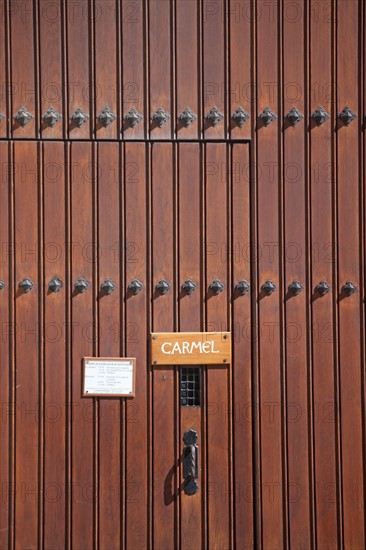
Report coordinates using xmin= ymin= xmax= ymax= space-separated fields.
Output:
xmin=150 ymin=332 xmax=231 ymax=365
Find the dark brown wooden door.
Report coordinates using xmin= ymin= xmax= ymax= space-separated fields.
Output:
xmin=1 ymin=1 xmax=366 ymax=549
xmin=0 ymin=140 xmax=252 ymax=549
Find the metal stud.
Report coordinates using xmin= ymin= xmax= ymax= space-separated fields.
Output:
xmin=286 ymin=107 xmax=304 ymax=127
xmin=19 ymin=277 xmax=34 ymax=293
xmin=311 ymin=107 xmax=330 ymax=126
xmin=209 ymin=279 xmax=224 ymax=295
xmin=182 ymin=279 xmax=196 ymax=295
xmin=156 ymin=279 xmax=171 ymax=295
xmin=178 ymin=108 xmax=197 ymax=128
xmin=235 ymin=280 xmax=250 ymax=296
xmin=339 ymin=106 xmax=356 ymax=126
xmin=342 ymin=281 xmax=357 ymax=297
xmin=258 ymin=107 xmax=277 ymax=126
xmin=151 ymin=108 xmax=171 ymax=128
xmin=13 ymin=107 xmax=33 ymax=127
xmin=124 ymin=108 xmax=143 ymax=128
xmin=0 ymin=280 xmax=5 ymax=290
xmin=42 ymin=107 xmax=62 ymax=127
xmin=101 ymin=279 xmax=116 ymax=295
xmin=97 ymin=107 xmax=116 ymax=127
xmin=128 ymin=279 xmax=144 ymax=295
xmin=232 ymin=107 xmax=250 ymax=127
xmin=316 ymin=280 xmax=330 ymax=296
xmin=262 ymin=280 xmax=276 ymax=295
xmin=74 ymin=277 xmax=89 ymax=293
xmin=48 ymin=277 xmax=62 ymax=293
xmin=288 ymin=280 xmax=303 ymax=296
xmin=70 ymin=108 xmax=89 ymax=128
xmin=205 ymin=107 xmax=224 ymax=127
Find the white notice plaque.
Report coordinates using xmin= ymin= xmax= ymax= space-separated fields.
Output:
xmin=82 ymin=357 xmax=136 ymax=397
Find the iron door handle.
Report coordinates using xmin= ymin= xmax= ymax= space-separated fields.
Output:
xmin=183 ymin=429 xmax=198 ymax=495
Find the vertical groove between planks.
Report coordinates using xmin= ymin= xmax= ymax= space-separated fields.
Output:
xmin=38 ymin=141 xmax=44 ymax=550
xmin=10 ymin=141 xmax=15 ymax=550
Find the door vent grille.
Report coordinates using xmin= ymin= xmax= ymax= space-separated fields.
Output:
xmin=180 ymin=367 xmax=201 ymax=407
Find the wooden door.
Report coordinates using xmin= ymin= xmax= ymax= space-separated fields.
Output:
xmin=0 ymin=140 xmax=252 ymax=549
xmin=1 ymin=1 xmax=366 ymax=548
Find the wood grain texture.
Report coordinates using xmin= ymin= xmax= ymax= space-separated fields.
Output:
xmin=97 ymin=142 xmax=122 ymax=548
xmin=205 ymin=143 xmax=231 ymax=549
xmin=256 ymin=2 xmax=284 ymax=547
xmin=149 ymin=2 xmax=172 ymax=139
xmin=122 ymin=0 xmax=146 ymax=139
xmin=283 ymin=1 xmax=312 ymax=546
xmin=14 ymin=142 xmax=39 ymax=549
xmin=176 ymin=1 xmax=199 ymax=139
xmin=178 ymin=143 xmax=204 ymax=550
xmin=229 ymin=0 xmax=252 ymax=140
xmin=70 ymin=142 xmax=94 ymax=549
xmin=0 ymin=1 xmax=8 ymax=137
xmin=43 ymin=142 xmax=66 ymax=549
xmin=10 ymin=0 xmax=37 ymax=138
xmin=203 ymin=0 xmax=226 ymax=139
xmin=309 ymin=1 xmax=340 ymax=546
xmin=39 ymin=0 xmax=63 ymax=139
xmin=337 ymin=1 xmax=364 ymax=547
xmin=0 ymin=1 xmax=366 ymax=548
xmin=151 ymin=143 xmax=176 ymax=549
xmin=94 ymin=1 xmax=118 ymax=139
xmin=231 ymin=143 xmax=254 ymax=548
xmin=124 ymin=142 xmax=149 ymax=549
xmin=66 ymin=1 xmax=91 ymax=139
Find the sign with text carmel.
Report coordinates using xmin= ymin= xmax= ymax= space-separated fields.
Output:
xmin=150 ymin=332 xmax=231 ymax=365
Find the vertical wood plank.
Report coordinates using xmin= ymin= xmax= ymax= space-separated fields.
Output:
xmin=0 ymin=142 xmax=11 ymax=549
xmin=256 ymin=1 xmax=284 ymax=547
xmin=43 ymin=142 xmax=67 ymax=549
xmin=205 ymin=143 xmax=231 ymax=548
xmin=124 ymin=142 xmax=149 ymax=549
xmin=66 ymin=2 xmax=92 ymax=139
xmin=149 ymin=2 xmax=173 ymax=139
xmin=94 ymin=1 xmax=118 ymax=139
xmin=0 ymin=1 xmax=8 ymax=137
xmin=337 ymin=1 xmax=365 ymax=547
xmin=176 ymin=1 xmax=199 ymax=139
xmin=229 ymin=0 xmax=252 ymax=140
xmin=14 ymin=142 xmax=39 ymax=549
xmin=178 ymin=143 xmax=204 ymax=550
xmin=122 ymin=0 xmax=146 ymax=139
xmin=39 ymin=0 xmax=64 ymax=139
xmin=309 ymin=0 xmax=339 ymax=545
xmin=10 ymin=0 xmax=37 ymax=137
xmin=70 ymin=142 xmax=94 ymax=549
xmin=97 ymin=142 xmax=122 ymax=549
xmin=151 ymin=143 xmax=176 ymax=549
xmin=231 ymin=143 xmax=254 ymax=548
xmin=283 ymin=1 xmax=312 ymax=546
xmin=203 ymin=0 xmax=226 ymax=138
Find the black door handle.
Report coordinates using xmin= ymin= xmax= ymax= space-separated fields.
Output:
xmin=183 ymin=429 xmax=198 ymax=495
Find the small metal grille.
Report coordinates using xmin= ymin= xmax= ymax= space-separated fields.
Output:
xmin=180 ymin=367 xmax=201 ymax=407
